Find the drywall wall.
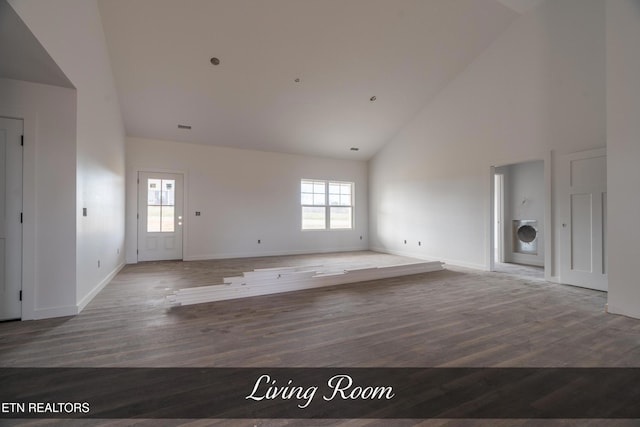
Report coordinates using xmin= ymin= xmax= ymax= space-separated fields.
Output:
xmin=10 ymin=0 xmax=125 ymax=310
xmin=9 ymin=0 xmax=126 ymax=314
xmin=369 ymin=0 xmax=605 ymax=274
xmin=126 ymin=137 xmax=368 ymax=262
xmin=0 ymin=78 xmax=77 ymax=319
xmin=500 ymin=160 xmax=544 ymax=266
xmin=606 ymin=0 xmax=640 ymax=319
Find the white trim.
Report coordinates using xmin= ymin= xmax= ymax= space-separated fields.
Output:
xmin=170 ymin=261 xmax=444 ymax=305
xmin=488 ymin=165 xmax=496 ymax=271
xmin=428 ymin=258 xmax=483 ymax=271
xmin=369 ymin=246 xmax=483 ymax=270
xmin=558 ymin=147 xmax=607 ymax=290
xmin=76 ymin=262 xmax=125 ymax=313
xmin=494 ymin=172 xmax=505 ymax=264
xmin=132 ymin=168 xmax=188 ymax=263
xmin=543 ymin=150 xmax=553 ymax=281
xmin=605 ymin=303 xmax=640 ymax=320
xmin=487 ymin=154 xmax=552 ymax=279
xmin=183 ymin=246 xmax=368 ymax=261
xmin=125 ymin=166 xmax=189 ymax=264
xmin=301 ymin=178 xmax=354 ymax=231
xmin=32 ymin=305 xmax=78 ymax=320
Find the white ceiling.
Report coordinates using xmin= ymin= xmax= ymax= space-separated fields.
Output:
xmin=495 ymin=0 xmax=545 ymax=14
xmin=98 ymin=0 xmax=526 ymax=160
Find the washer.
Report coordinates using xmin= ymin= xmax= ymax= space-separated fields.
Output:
xmin=513 ymin=220 xmax=538 ymax=254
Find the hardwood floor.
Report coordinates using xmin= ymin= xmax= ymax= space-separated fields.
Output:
xmin=494 ymin=262 xmax=545 ymax=280
xmin=2 ymin=251 xmax=640 ymax=426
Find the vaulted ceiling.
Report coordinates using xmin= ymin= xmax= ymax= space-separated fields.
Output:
xmin=97 ymin=0 xmax=538 ymax=160
xmin=0 ymin=0 xmax=72 ymax=88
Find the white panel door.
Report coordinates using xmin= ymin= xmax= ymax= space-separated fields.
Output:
xmin=560 ymin=148 xmax=607 ymax=291
xmin=137 ymin=172 xmax=183 ymax=261
xmin=0 ymin=118 xmax=23 ymax=320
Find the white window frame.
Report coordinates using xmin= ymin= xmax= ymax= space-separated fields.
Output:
xmin=301 ymin=179 xmax=354 ymax=230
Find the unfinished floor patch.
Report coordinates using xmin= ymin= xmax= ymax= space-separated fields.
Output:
xmin=168 ymin=261 xmax=444 ymax=306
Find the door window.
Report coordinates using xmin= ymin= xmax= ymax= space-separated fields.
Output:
xmin=147 ymin=179 xmax=175 ymax=232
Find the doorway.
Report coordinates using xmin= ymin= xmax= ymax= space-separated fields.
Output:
xmin=137 ymin=172 xmax=184 ymax=261
xmin=494 ymin=173 xmax=504 ymax=263
xmin=0 ymin=117 xmax=23 ymax=321
xmin=491 ymin=160 xmax=545 ymax=279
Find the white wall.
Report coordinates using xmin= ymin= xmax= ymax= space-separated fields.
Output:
xmin=606 ymin=0 xmax=640 ymax=319
xmin=369 ymin=0 xmax=605 ymax=274
xmin=0 ymin=78 xmax=77 ymax=319
xmin=9 ymin=0 xmax=126 ymax=314
xmin=126 ymin=137 xmax=368 ymax=262
xmin=500 ymin=160 xmax=545 ymax=266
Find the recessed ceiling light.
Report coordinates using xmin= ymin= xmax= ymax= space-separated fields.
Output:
xmin=370 ymin=96 xmax=377 ymax=102
xmin=350 ymin=147 xmax=359 ymax=151
xmin=178 ymin=124 xmax=192 ymax=130
xmin=210 ymin=57 xmax=220 ymax=66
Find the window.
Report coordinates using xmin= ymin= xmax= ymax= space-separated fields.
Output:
xmin=301 ymin=179 xmax=353 ymax=230
xmin=147 ymin=179 xmax=175 ymax=232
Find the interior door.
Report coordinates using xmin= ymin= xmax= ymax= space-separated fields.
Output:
xmin=0 ymin=118 xmax=23 ymax=320
xmin=560 ymin=148 xmax=607 ymax=291
xmin=137 ymin=172 xmax=183 ymax=261
xmin=494 ymin=173 xmax=504 ymax=263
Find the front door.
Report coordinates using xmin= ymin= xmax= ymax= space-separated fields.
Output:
xmin=0 ymin=118 xmax=23 ymax=320
xmin=560 ymin=148 xmax=607 ymax=291
xmin=137 ymin=172 xmax=183 ymax=261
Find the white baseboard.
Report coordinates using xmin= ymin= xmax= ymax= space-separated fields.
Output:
xmin=606 ymin=303 xmax=640 ymax=320
xmin=32 ymin=305 xmax=78 ymax=320
xmin=369 ymin=246 xmax=437 ymax=262
xmin=436 ymin=258 xmax=486 ymax=271
xmin=183 ymin=246 xmax=369 ymax=261
xmin=76 ymin=262 xmax=126 ymax=313
xmin=369 ymin=246 xmax=485 ymax=271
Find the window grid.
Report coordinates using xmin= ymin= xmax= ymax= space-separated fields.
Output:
xmin=301 ymin=179 xmax=353 ymax=230
xmin=147 ymin=179 xmax=176 ymax=233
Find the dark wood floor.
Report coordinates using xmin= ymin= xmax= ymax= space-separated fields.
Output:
xmin=2 ymin=251 xmax=640 ymax=426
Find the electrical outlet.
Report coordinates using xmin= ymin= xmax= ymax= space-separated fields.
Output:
xmin=404 ymin=240 xmax=407 ymax=244
xmin=97 ymin=260 xmax=101 ymax=268
xmin=418 ymin=241 xmax=421 ymax=246
xmin=360 ymin=236 xmax=363 ymax=240
xmin=258 ymin=239 xmax=261 ymax=244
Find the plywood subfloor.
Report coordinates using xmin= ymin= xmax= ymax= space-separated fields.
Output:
xmin=2 ymin=251 xmax=640 ymax=426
